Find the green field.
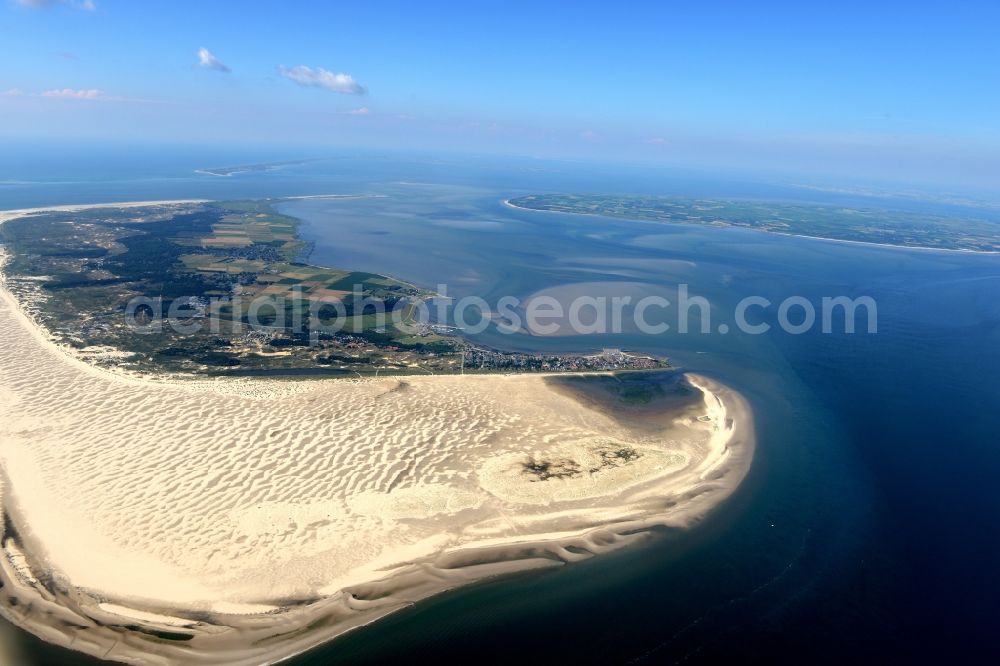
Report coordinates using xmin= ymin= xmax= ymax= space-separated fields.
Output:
xmin=0 ymin=199 xmax=454 ymax=376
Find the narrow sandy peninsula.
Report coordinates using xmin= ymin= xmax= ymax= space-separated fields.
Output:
xmin=0 ymin=204 xmax=754 ymax=665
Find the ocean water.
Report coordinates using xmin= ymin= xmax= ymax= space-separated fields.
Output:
xmin=2 ymin=148 xmax=998 ymax=664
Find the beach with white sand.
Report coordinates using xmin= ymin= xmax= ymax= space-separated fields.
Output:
xmin=0 ymin=203 xmax=754 ymax=665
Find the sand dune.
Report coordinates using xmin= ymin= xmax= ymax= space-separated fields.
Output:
xmin=0 ymin=206 xmax=754 ymax=665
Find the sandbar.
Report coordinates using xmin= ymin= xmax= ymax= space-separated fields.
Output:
xmin=0 ymin=204 xmax=754 ymax=665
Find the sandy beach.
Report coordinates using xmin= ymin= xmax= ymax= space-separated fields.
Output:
xmin=0 ymin=200 xmax=210 ymax=226
xmin=0 ymin=203 xmax=754 ymax=665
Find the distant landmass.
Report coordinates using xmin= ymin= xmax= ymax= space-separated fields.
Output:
xmin=195 ymin=159 xmax=317 ymax=177
xmin=507 ymin=193 xmax=1000 ymax=252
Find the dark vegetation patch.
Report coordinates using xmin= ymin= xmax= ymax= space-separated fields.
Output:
xmin=589 ymin=447 xmax=641 ymax=474
xmin=196 ymin=352 xmax=242 ymax=367
xmin=522 ymin=457 xmax=582 ymax=481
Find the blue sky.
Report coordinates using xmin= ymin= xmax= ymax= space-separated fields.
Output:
xmin=2 ymin=0 xmax=999 ymax=189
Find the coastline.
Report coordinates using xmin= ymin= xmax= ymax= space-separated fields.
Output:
xmin=0 ymin=199 xmax=430 ymax=387
xmin=0 ymin=200 xmax=210 ymax=225
xmin=0 ymin=202 xmax=755 ymax=665
xmin=501 ymin=198 xmax=1000 ymax=255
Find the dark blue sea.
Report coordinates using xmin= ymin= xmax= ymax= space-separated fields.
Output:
xmin=2 ymin=145 xmax=998 ymax=664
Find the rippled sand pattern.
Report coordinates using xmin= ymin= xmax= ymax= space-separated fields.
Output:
xmin=0 ymin=227 xmax=753 ymax=664
xmin=0 ymin=315 xmax=644 ymax=601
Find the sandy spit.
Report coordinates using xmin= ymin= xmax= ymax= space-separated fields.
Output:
xmin=0 ymin=200 xmax=210 ymax=225
xmin=0 ymin=203 xmax=755 ymax=665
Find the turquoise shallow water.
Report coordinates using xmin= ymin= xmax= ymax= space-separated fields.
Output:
xmin=2 ymin=150 xmax=999 ymax=663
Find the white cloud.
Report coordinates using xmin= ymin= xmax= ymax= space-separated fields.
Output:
xmin=580 ymin=129 xmax=599 ymax=141
xmin=1 ymin=88 xmax=24 ymax=97
xmin=197 ymin=47 xmax=230 ymax=73
xmin=346 ymin=107 xmax=370 ymax=115
xmin=41 ymin=88 xmax=103 ymax=99
xmin=277 ymin=65 xmax=366 ymax=95
xmin=647 ymin=137 xmax=669 ymax=146
xmin=16 ymin=0 xmax=95 ymax=10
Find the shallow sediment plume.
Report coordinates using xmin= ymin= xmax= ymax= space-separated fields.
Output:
xmin=0 ymin=204 xmax=754 ymax=665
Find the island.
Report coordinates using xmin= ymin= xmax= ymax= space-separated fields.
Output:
xmin=194 ymin=159 xmax=318 ymax=177
xmin=506 ymin=193 xmax=1000 ymax=252
xmin=0 ymin=200 xmax=753 ymax=665
xmin=0 ymin=199 xmax=666 ymax=377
